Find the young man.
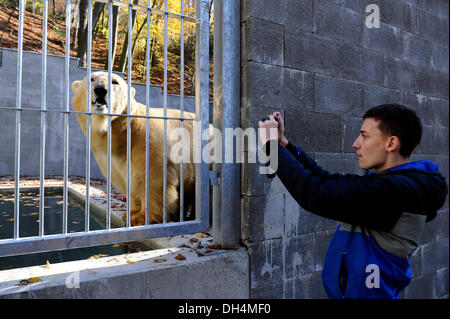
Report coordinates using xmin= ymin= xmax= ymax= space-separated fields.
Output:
xmin=258 ymin=104 xmax=448 ymax=299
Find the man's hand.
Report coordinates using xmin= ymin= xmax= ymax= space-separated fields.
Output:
xmin=272 ymin=112 xmax=289 ymax=147
xmin=258 ymin=115 xmax=279 ymax=146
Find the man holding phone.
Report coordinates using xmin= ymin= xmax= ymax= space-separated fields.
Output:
xmin=258 ymin=104 xmax=448 ymax=299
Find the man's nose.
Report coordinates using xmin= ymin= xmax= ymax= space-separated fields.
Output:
xmin=94 ymin=85 xmax=107 ymax=98
xmin=352 ymin=137 xmax=360 ymax=150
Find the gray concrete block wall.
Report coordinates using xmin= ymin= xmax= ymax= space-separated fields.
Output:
xmin=241 ymin=0 xmax=449 ymax=299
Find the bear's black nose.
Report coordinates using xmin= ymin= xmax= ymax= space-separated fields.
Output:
xmin=94 ymin=85 xmax=107 ymax=98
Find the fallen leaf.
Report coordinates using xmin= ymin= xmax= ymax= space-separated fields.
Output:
xmin=208 ymin=244 xmax=222 ymax=250
xmin=189 ymin=238 xmax=198 ymax=243
xmin=45 ymin=260 xmax=51 ymax=269
xmin=153 ymin=258 xmax=167 ymax=263
xmin=196 ymin=233 xmax=204 ymax=238
xmin=126 ymin=259 xmax=135 ymax=264
xmin=175 ymin=253 xmax=186 ymax=261
xmin=112 ymin=244 xmax=120 ymax=248
xmin=17 ymin=277 xmax=41 ymax=286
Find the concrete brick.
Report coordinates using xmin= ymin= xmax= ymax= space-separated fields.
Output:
xmin=364 ymin=85 xmax=403 ymax=113
xmin=285 ymin=234 xmax=316 ymax=279
xmin=417 ymin=9 xmax=449 ymax=46
xmin=421 ymin=239 xmax=449 ymax=275
xmin=314 ymin=74 xmax=364 ymax=117
xmin=285 ymin=28 xmax=341 ymax=77
xmin=314 ymin=2 xmax=363 ymax=47
xmin=363 ymin=22 xmax=402 ymax=58
xmin=341 ymin=0 xmax=382 ymax=14
xmin=242 ymin=0 xmax=315 ymax=32
xmin=402 ymin=32 xmax=433 ymax=69
xmin=315 ymin=152 xmax=365 ymax=175
xmin=315 ymin=229 xmax=336 ymax=271
xmin=421 ymin=209 xmax=449 ymax=244
xmin=241 ymin=193 xmax=284 ymax=242
xmin=432 ymin=43 xmax=450 ymax=75
xmin=384 ymin=58 xmax=420 ymax=92
xmin=242 ymin=17 xmax=284 ymax=66
xmin=380 ymin=0 xmax=418 ymax=34
xmin=436 ymin=267 xmax=449 ymax=298
xmin=285 ymin=192 xmax=338 ymax=237
xmin=409 ymin=246 xmax=422 ymax=279
xmin=404 ymin=272 xmax=436 ymax=299
xmin=342 ymin=116 xmax=362 ymax=153
xmin=284 ymin=110 xmax=341 ymax=153
xmin=417 ymin=69 xmax=449 ymax=100
xmin=241 ymin=62 xmax=314 ymax=110
xmin=284 ymin=272 xmax=328 ymax=299
xmin=433 ymin=98 xmax=449 ymax=128
xmin=247 ymin=239 xmax=284 ymax=291
xmin=421 ymin=125 xmax=449 ymax=155
xmin=411 ymin=0 xmax=449 ymax=20
xmin=400 ymin=91 xmax=431 ymax=131
xmin=284 ymin=0 xmax=314 ymax=32
xmin=338 ymin=45 xmax=385 ymax=87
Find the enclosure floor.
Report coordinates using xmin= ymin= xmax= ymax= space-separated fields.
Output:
xmin=0 ymin=176 xmax=128 ymax=225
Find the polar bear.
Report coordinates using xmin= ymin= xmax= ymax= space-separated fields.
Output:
xmin=71 ymin=71 xmax=198 ymax=225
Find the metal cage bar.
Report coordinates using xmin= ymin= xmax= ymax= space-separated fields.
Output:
xmin=0 ymin=0 xmax=214 ymax=258
xmin=39 ymin=0 xmax=49 ymax=238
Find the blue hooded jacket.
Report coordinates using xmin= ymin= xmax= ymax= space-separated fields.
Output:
xmin=274 ymin=143 xmax=448 ymax=299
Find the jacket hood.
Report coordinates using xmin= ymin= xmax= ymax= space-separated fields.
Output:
xmin=389 ymin=160 xmax=439 ymax=173
xmin=387 ymin=160 xmax=448 ymax=222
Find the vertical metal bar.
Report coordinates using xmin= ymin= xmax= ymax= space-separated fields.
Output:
xmin=212 ymin=0 xmax=240 ymax=245
xmin=39 ymin=0 xmax=49 ymax=237
xmin=14 ymin=0 xmax=26 ymax=239
xmin=106 ymin=0 xmax=113 ymax=230
xmin=145 ymin=1 xmax=152 ymax=226
xmin=179 ymin=0 xmax=185 ymax=222
xmin=85 ymin=0 xmax=93 ymax=231
xmin=195 ymin=0 xmax=209 ymax=225
xmin=126 ymin=0 xmax=132 ymax=228
xmin=63 ymin=0 xmax=71 ymax=235
xmin=163 ymin=0 xmax=168 ymax=224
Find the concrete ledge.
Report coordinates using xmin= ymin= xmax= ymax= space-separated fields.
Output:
xmin=0 ymin=246 xmax=249 ymax=298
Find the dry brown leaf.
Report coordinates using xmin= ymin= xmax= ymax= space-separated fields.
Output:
xmin=175 ymin=253 xmax=186 ymax=261
xmin=153 ymin=258 xmax=167 ymax=263
xmin=189 ymin=238 xmax=198 ymax=243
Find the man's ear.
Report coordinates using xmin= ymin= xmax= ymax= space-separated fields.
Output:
xmin=386 ymin=136 xmax=401 ymax=153
xmin=72 ymin=80 xmax=81 ymax=93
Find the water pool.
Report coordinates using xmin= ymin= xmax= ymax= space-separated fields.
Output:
xmin=0 ymin=189 xmax=150 ymax=270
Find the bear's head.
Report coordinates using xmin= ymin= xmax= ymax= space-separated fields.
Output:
xmin=71 ymin=71 xmax=136 ymax=133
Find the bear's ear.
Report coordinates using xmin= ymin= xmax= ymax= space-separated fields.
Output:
xmin=131 ymin=87 xmax=136 ymax=98
xmin=72 ymin=80 xmax=81 ymax=93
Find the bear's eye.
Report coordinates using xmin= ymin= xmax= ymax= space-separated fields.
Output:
xmin=112 ymin=79 xmax=119 ymax=85
xmin=90 ymin=77 xmax=94 ymax=82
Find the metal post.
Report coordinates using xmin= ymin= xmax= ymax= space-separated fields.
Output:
xmin=195 ymin=0 xmax=210 ymax=226
xmin=212 ymin=0 xmax=240 ymax=245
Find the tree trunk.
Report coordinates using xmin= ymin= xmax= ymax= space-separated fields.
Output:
xmin=77 ymin=2 xmax=105 ymax=67
xmin=104 ymin=4 xmax=119 ymax=70
xmin=118 ymin=0 xmax=140 ymax=73
xmin=77 ymin=0 xmax=88 ymax=54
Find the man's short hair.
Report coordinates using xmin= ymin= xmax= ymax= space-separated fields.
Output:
xmin=363 ymin=104 xmax=422 ymax=158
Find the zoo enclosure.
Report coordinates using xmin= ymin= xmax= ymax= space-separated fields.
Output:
xmin=0 ymin=0 xmax=240 ymax=257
